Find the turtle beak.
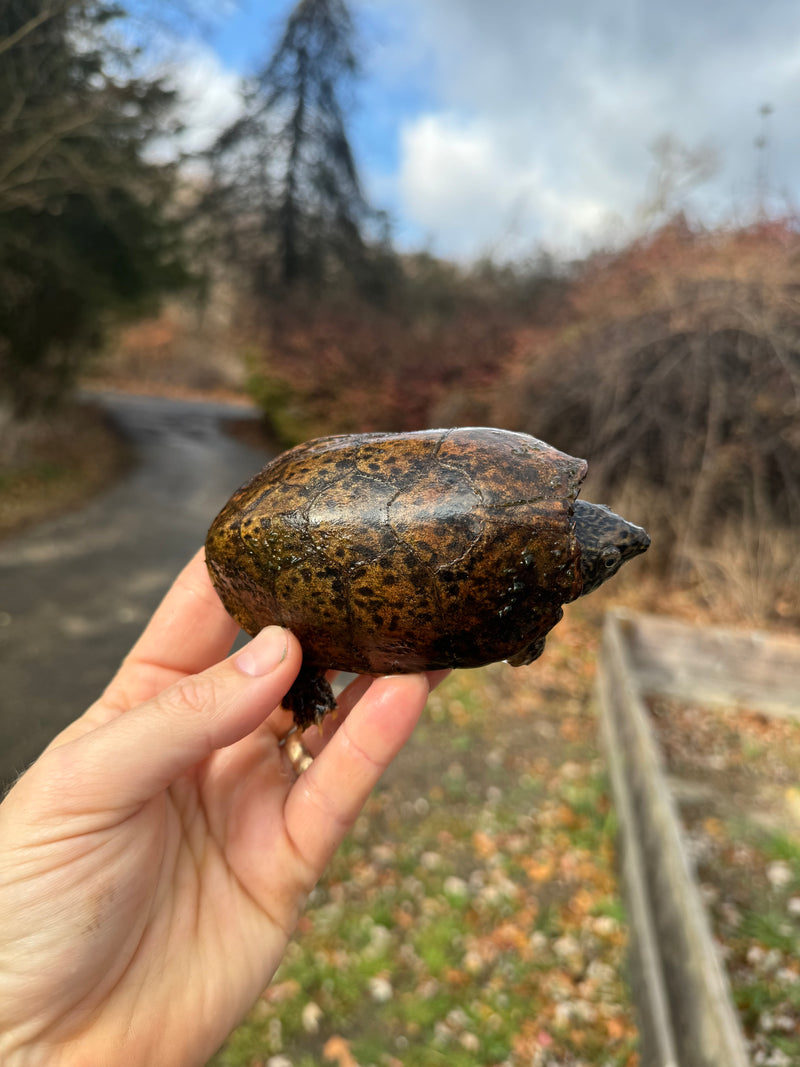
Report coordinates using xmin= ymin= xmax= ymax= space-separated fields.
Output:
xmin=623 ymin=522 xmax=650 ymax=560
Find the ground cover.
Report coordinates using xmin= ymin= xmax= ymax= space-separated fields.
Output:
xmin=209 ymin=606 xmax=640 ymax=1067
xmin=0 ymin=402 xmax=130 ymax=539
xmin=648 ymin=697 xmax=800 ymax=1067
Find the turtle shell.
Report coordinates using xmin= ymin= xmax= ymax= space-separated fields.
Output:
xmin=205 ymin=427 xmax=587 ymax=676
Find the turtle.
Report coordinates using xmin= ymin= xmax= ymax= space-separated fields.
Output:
xmin=205 ymin=427 xmax=650 ymax=729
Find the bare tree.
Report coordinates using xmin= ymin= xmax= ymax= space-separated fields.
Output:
xmin=638 ymin=133 xmax=718 ymax=226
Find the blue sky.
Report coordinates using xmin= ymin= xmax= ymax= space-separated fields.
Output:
xmin=205 ymin=2 xmax=290 ymax=71
xmin=160 ymin=0 xmax=800 ymax=262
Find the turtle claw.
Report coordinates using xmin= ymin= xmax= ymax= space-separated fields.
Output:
xmin=282 ymin=665 xmax=336 ymax=730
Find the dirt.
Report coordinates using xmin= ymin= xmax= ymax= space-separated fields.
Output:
xmin=211 ymin=608 xmax=642 ymax=1067
xmin=647 ymin=697 xmax=800 ymax=1065
xmin=0 ymin=401 xmax=132 ymax=541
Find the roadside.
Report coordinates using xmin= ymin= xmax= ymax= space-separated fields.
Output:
xmin=0 ymin=401 xmax=132 ymax=540
xmin=0 ymin=390 xmax=273 ymax=788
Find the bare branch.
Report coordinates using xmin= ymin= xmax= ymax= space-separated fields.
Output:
xmin=0 ymin=1 xmax=69 ymax=59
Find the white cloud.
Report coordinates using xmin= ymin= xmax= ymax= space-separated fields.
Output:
xmin=365 ymin=0 xmax=800 ymax=259
xmin=146 ymin=43 xmax=244 ymax=160
xmin=170 ymin=45 xmax=244 ymax=155
xmin=138 ymin=0 xmax=800 ymax=259
xmin=399 ymin=113 xmax=618 ymax=259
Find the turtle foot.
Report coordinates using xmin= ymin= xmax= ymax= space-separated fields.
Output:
xmin=282 ymin=665 xmax=336 ymax=730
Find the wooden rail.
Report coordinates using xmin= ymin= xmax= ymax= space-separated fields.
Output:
xmin=595 ymin=610 xmax=800 ymax=1067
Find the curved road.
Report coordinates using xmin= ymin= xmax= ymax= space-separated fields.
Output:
xmin=0 ymin=391 xmax=274 ymax=789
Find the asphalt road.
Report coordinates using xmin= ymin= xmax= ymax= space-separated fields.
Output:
xmin=0 ymin=391 xmax=274 ymax=790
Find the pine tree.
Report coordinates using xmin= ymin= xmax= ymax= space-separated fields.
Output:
xmin=210 ymin=0 xmax=370 ymax=291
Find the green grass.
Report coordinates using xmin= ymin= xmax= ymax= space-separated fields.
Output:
xmin=699 ymin=820 xmax=800 ymax=1064
xmin=208 ymin=661 xmax=639 ymax=1066
xmin=0 ymin=403 xmax=130 ymax=539
xmin=0 ymin=459 xmax=67 ymax=491
xmin=764 ymin=832 xmax=800 ymax=870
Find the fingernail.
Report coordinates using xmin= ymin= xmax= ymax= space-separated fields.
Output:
xmin=235 ymin=627 xmax=288 ymax=677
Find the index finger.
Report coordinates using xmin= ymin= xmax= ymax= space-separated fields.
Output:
xmin=102 ymin=548 xmax=240 ymax=712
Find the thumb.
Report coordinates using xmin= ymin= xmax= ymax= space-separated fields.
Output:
xmin=36 ymin=626 xmax=303 ymax=814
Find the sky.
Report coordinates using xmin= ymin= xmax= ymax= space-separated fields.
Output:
xmin=159 ymin=0 xmax=800 ymax=262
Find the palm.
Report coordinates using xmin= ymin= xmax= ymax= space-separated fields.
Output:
xmin=1 ymin=725 xmax=295 ymax=1059
xmin=0 ymin=550 xmax=433 ymax=1067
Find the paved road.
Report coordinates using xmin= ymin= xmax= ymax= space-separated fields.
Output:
xmin=0 ymin=391 xmax=274 ymax=789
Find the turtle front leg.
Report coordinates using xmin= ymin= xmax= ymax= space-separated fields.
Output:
xmin=281 ymin=664 xmax=337 ymax=730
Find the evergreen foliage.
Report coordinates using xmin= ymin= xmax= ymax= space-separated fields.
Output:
xmin=209 ymin=0 xmax=372 ymax=293
xmin=0 ymin=0 xmax=189 ymax=416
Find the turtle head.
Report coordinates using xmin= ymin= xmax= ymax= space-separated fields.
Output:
xmin=572 ymin=499 xmax=650 ymax=596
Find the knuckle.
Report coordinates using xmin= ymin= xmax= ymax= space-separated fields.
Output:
xmin=172 ymin=673 xmax=218 ymax=718
xmin=340 ymin=721 xmax=384 ymax=775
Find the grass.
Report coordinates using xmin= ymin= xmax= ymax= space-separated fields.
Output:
xmin=0 ymin=402 xmax=130 ymax=539
xmin=726 ymin=834 xmax=800 ymax=1065
xmin=209 ymin=613 xmax=640 ymax=1067
xmin=651 ymin=697 xmax=800 ymax=1066
xmin=207 ymin=595 xmax=798 ymax=1067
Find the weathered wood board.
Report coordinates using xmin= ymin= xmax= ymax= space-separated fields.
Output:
xmin=618 ymin=611 xmax=800 ymax=718
xmin=596 ymin=611 xmax=800 ymax=1067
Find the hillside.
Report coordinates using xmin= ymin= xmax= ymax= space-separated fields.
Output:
xmin=93 ymin=217 xmax=800 ymax=630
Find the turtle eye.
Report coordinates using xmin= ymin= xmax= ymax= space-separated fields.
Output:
xmin=601 ymin=546 xmax=621 ymax=570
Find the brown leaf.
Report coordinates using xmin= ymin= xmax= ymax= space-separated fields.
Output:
xmin=444 ymin=967 xmax=471 ymax=987
xmin=323 ymin=1035 xmax=360 ymax=1067
xmin=472 ymin=829 xmax=496 ymax=858
xmin=523 ymin=854 xmax=555 ymax=882
xmin=606 ymin=1016 xmax=629 ymax=1041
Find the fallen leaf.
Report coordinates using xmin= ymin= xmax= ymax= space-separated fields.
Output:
xmin=472 ymin=830 xmax=496 ymax=858
xmin=323 ymin=1035 xmax=360 ymax=1067
xmin=523 ymin=854 xmax=555 ymax=882
xmin=444 ymin=967 xmax=471 ymax=987
xmin=560 ymin=717 xmax=583 ymax=741
xmin=703 ymin=816 xmax=725 ymax=839
xmin=606 ymin=1016 xmax=628 ymax=1040
xmin=489 ymin=921 xmax=529 ymax=953
xmin=786 ymin=786 xmax=800 ymax=827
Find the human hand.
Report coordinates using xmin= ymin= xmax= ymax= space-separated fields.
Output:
xmin=0 ymin=549 xmax=438 ymax=1067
